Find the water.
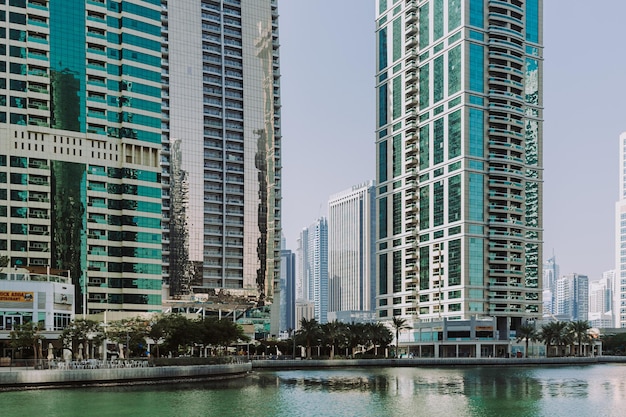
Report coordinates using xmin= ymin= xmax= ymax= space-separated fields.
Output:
xmin=3 ymin=364 xmax=626 ymax=417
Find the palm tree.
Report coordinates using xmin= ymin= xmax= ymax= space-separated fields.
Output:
xmin=346 ymin=322 xmax=368 ymax=357
xmin=540 ymin=321 xmax=570 ymax=357
xmin=568 ymin=320 xmax=592 ymax=357
xmin=321 ymin=320 xmax=345 ymax=359
xmin=516 ymin=324 xmax=538 ymax=358
xmin=369 ymin=322 xmax=393 ymax=357
xmin=297 ymin=318 xmax=320 ymax=359
xmin=391 ymin=316 xmax=411 ymax=357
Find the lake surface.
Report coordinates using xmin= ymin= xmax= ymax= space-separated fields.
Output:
xmin=3 ymin=364 xmax=626 ymax=417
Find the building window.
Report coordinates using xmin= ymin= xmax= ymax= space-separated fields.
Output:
xmin=419 ymin=3 xmax=429 ymax=49
xmin=419 ymin=186 xmax=429 ymax=229
xmin=433 ymin=181 xmax=444 ymax=227
xmin=379 ymin=196 xmax=388 ymax=239
xmin=419 ymin=125 xmax=429 ymax=169
xmin=419 ymin=246 xmax=430 ymax=290
xmin=448 ymin=174 xmax=461 ymax=222
xmin=379 ymin=253 xmax=388 ymax=295
xmin=448 ymin=239 xmax=461 ymax=285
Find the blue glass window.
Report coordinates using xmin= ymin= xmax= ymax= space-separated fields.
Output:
xmin=469 ymin=44 xmax=484 ymax=93
xmin=469 ymin=0 xmax=484 ymax=28
xmin=526 ymin=0 xmax=539 ymax=43
xmin=379 ymin=140 xmax=388 ymax=183
xmin=378 ymin=84 xmax=388 ymax=127
xmin=468 ymin=173 xmax=483 ymax=222
xmin=378 ymin=28 xmax=387 ymax=70
xmin=469 ymin=108 xmax=483 ymax=157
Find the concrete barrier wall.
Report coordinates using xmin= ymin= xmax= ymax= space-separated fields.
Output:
xmin=0 ymin=363 xmax=252 ymax=389
xmin=251 ymin=356 xmax=620 ymax=369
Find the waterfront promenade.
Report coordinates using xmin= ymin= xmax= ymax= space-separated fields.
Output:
xmin=2 ymin=355 xmax=626 ymax=390
xmin=0 ymin=359 xmax=251 ymax=390
xmin=251 ymin=355 xmax=626 ymax=369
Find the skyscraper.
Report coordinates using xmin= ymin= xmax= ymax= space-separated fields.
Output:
xmin=589 ymin=271 xmax=613 ymax=328
xmin=615 ymin=132 xmax=626 ymax=327
xmin=161 ymin=1 xmax=282 ymax=306
xmin=279 ymin=247 xmax=296 ymax=332
xmin=375 ymin=0 xmax=543 ymax=338
xmin=555 ymin=273 xmax=588 ymax=321
xmin=328 ymin=181 xmax=376 ymax=321
xmin=542 ymin=255 xmax=558 ymax=316
xmin=0 ymin=0 xmax=164 ymax=315
xmin=0 ymin=0 xmax=282 ymax=318
xmin=297 ymin=218 xmax=328 ymax=324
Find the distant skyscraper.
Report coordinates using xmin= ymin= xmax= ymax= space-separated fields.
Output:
xmin=296 ymin=229 xmax=309 ymax=302
xmin=297 ymin=218 xmax=328 ymax=323
xmin=556 ymin=273 xmax=588 ymax=321
xmin=542 ymin=256 xmax=559 ymax=316
xmin=162 ymin=1 xmax=282 ymax=306
xmin=375 ymin=0 xmax=543 ymax=338
xmin=615 ymin=132 xmax=626 ymax=327
xmin=327 ymin=181 xmax=376 ymax=320
xmin=280 ymin=248 xmax=296 ymax=332
xmin=589 ymin=271 xmax=613 ymax=328
xmin=294 ymin=300 xmax=315 ymax=331
xmin=0 ymin=1 xmax=165 ymax=315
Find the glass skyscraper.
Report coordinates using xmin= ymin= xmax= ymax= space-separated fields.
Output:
xmin=161 ymin=0 xmax=282 ymax=306
xmin=0 ymin=0 xmax=163 ymax=315
xmin=375 ymin=0 xmax=543 ymax=338
xmin=0 ymin=0 xmax=281 ymax=316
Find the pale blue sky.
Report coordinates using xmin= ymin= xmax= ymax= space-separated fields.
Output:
xmin=278 ymin=1 xmax=626 ymax=280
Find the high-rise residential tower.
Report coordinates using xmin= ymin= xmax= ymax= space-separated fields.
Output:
xmin=542 ymin=255 xmax=558 ymax=316
xmin=375 ymin=0 xmax=543 ymax=338
xmin=0 ymin=0 xmax=164 ymax=315
xmin=0 ymin=0 xmax=282 ymax=318
xmin=589 ymin=271 xmax=613 ymax=328
xmin=297 ymin=218 xmax=328 ymax=324
xmin=555 ymin=273 xmax=588 ymax=322
xmin=328 ymin=181 xmax=376 ymax=321
xmin=161 ymin=0 xmax=282 ymax=306
xmin=615 ymin=132 xmax=626 ymax=327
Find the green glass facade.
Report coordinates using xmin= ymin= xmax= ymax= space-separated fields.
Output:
xmin=0 ymin=0 xmax=163 ymax=314
xmin=375 ymin=0 xmax=543 ymax=335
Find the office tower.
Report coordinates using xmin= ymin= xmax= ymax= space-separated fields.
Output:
xmin=161 ymin=1 xmax=282 ymax=306
xmin=295 ymin=230 xmax=308 ymax=302
xmin=327 ymin=181 xmax=376 ymax=321
xmin=589 ymin=271 xmax=613 ymax=328
xmin=555 ymin=273 xmax=588 ymax=321
xmin=297 ymin=218 xmax=328 ymax=323
xmin=279 ymin=248 xmax=296 ymax=332
xmin=615 ymin=132 xmax=626 ymax=327
xmin=375 ymin=1 xmax=543 ymax=337
xmin=294 ymin=300 xmax=315 ymax=331
xmin=0 ymin=1 xmax=164 ymax=315
xmin=542 ymin=255 xmax=558 ymax=316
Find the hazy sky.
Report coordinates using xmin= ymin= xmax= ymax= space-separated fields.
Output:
xmin=278 ymin=1 xmax=626 ymax=281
